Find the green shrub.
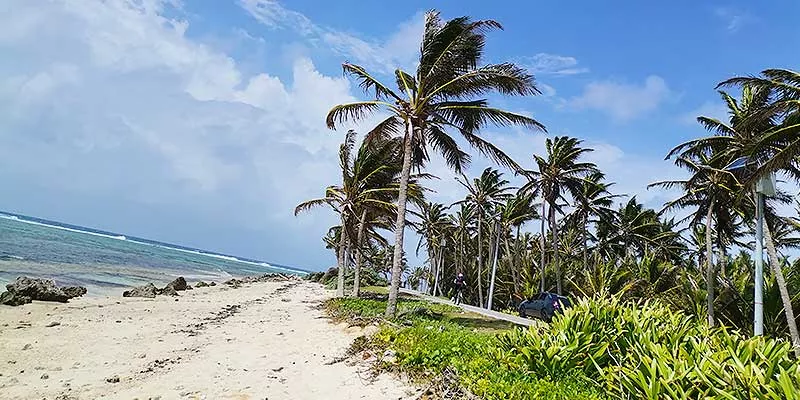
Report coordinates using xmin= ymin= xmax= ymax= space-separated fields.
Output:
xmin=496 ymin=295 xmax=800 ymax=400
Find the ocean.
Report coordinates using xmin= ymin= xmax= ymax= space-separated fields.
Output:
xmin=0 ymin=212 xmax=307 ymax=296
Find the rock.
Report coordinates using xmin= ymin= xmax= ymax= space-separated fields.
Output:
xmin=194 ymin=281 xmax=209 ymax=288
xmin=45 ymin=321 xmax=61 ymax=328
xmin=106 ymin=375 xmax=120 ymax=383
xmin=185 ymin=285 xmax=193 ymax=290
xmin=223 ymin=274 xmax=301 ymax=287
xmin=123 ymin=283 xmax=158 ymax=298
xmin=163 ymin=277 xmax=188 ymax=291
xmin=41 ymin=373 xmax=49 ymax=379
xmin=0 ymin=277 xmax=86 ymax=306
xmin=209 ymin=282 xmax=216 ymax=286
xmin=159 ymin=286 xmax=178 ymax=296
xmin=271 ymin=366 xmax=284 ymax=372
xmin=22 ymin=344 xmax=31 ymax=350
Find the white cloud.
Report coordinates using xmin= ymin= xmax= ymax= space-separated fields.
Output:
xmin=520 ymin=53 xmax=588 ymax=76
xmin=239 ymin=0 xmax=423 ymax=73
xmin=569 ymin=75 xmax=672 ymax=121
xmin=713 ymin=7 xmax=756 ymax=33
xmin=680 ymin=101 xmax=729 ymax=125
xmin=0 ymin=0 xmax=366 ymax=268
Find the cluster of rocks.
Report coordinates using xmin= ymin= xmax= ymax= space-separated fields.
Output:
xmin=122 ymin=277 xmax=198 ymax=298
xmin=0 ymin=277 xmax=87 ymax=306
xmin=223 ymin=273 xmax=301 ymax=288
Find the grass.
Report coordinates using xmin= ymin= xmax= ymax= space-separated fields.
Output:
xmin=324 ymin=290 xmax=607 ymax=399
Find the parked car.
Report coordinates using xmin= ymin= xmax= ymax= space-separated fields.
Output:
xmin=518 ymin=292 xmax=572 ymax=322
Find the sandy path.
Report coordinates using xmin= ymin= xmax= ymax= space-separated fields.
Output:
xmin=0 ymin=281 xmax=413 ymax=400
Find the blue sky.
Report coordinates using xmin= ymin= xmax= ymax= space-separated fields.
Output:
xmin=0 ymin=0 xmax=798 ymax=271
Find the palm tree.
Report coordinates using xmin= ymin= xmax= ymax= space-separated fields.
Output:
xmin=455 ymin=167 xmax=513 ymax=307
xmin=414 ymin=201 xmax=453 ymax=296
xmin=295 ymin=131 xmax=417 ymax=297
xmin=497 ymin=192 xmax=537 ymax=298
xmin=566 ymin=172 xmax=619 ymax=275
xmin=326 ymin=11 xmax=545 ymax=316
xmin=667 ymin=85 xmax=800 ymax=351
xmin=521 ymin=136 xmax=598 ymax=294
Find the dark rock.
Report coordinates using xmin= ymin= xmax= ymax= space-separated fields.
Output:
xmin=22 ymin=344 xmax=31 ymax=350
xmin=45 ymin=321 xmax=61 ymax=328
xmin=0 ymin=277 xmax=86 ymax=306
xmin=122 ymin=283 xmax=158 ymax=298
xmin=41 ymin=373 xmax=49 ymax=379
xmin=106 ymin=375 xmax=120 ymax=383
xmin=194 ymin=281 xmax=209 ymax=288
xmin=164 ymin=277 xmax=188 ymax=291
xmin=209 ymin=282 xmax=216 ymax=286
xmin=159 ymin=286 xmax=178 ymax=296
xmin=223 ymin=274 xmax=300 ymax=287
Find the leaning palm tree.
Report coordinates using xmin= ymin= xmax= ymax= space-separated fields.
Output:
xmin=521 ymin=136 xmax=598 ymax=294
xmin=326 ymin=11 xmax=545 ymax=316
xmin=295 ymin=131 xmax=419 ymax=297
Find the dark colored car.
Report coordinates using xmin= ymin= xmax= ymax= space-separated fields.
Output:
xmin=518 ymin=292 xmax=572 ymax=322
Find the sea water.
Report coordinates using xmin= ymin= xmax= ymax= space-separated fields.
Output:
xmin=0 ymin=212 xmax=306 ymax=296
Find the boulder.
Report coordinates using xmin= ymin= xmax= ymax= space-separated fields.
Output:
xmin=122 ymin=283 xmax=158 ymax=298
xmin=209 ymin=281 xmax=216 ymax=286
xmin=194 ymin=281 xmax=209 ymax=288
xmin=0 ymin=277 xmax=86 ymax=306
xmin=164 ymin=277 xmax=188 ymax=291
xmin=158 ymin=286 xmax=178 ymax=296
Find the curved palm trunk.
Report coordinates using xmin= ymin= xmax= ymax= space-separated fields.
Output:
xmin=352 ymin=209 xmax=367 ymax=298
xmin=385 ymin=121 xmax=414 ymax=318
xmin=550 ymin=203 xmax=561 ymax=295
xmin=763 ymin=222 xmax=800 ymax=356
xmin=705 ymin=205 xmax=715 ymax=327
xmin=477 ymin=212 xmax=485 ymax=308
xmin=336 ymin=214 xmax=348 ymax=297
xmin=540 ymin=201 xmax=547 ymax=292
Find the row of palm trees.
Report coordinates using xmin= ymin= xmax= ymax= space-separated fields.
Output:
xmin=295 ymin=10 xmax=800 ymax=344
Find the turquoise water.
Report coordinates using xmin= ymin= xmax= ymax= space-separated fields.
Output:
xmin=0 ymin=213 xmax=306 ymax=296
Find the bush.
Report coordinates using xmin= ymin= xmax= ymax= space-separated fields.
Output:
xmin=496 ymin=295 xmax=800 ymax=400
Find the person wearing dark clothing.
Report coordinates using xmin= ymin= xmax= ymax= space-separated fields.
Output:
xmin=452 ymin=273 xmax=466 ymax=305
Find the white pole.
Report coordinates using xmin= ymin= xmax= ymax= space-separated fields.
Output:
xmin=487 ymin=221 xmax=501 ymax=310
xmin=754 ymin=192 xmax=764 ymax=336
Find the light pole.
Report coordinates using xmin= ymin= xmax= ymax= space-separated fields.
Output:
xmin=725 ymin=157 xmax=775 ymax=336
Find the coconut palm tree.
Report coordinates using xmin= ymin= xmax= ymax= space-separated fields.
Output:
xmin=414 ymin=201 xmax=454 ymax=296
xmin=497 ymin=192 xmax=538 ymax=298
xmin=295 ymin=131 xmax=422 ymax=297
xmin=666 ymin=85 xmax=800 ymax=351
xmin=521 ymin=136 xmax=599 ymax=294
xmin=325 ymin=11 xmax=545 ymax=316
xmin=566 ymin=172 xmax=619 ymax=274
xmin=455 ymin=167 xmax=513 ymax=307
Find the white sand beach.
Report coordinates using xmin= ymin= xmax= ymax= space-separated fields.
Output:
xmin=0 ymin=281 xmax=413 ymax=400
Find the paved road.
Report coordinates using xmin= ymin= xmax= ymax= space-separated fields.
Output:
xmin=400 ymin=288 xmax=537 ymax=327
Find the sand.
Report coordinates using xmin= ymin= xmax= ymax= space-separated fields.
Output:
xmin=0 ymin=281 xmax=414 ymax=400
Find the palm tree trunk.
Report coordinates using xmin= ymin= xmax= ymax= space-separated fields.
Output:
xmin=540 ymin=201 xmax=547 ymax=292
xmin=763 ymin=222 xmax=800 ymax=357
xmin=705 ymin=205 xmax=715 ymax=327
xmin=583 ymin=211 xmax=589 ymax=275
xmin=477 ymin=211 xmax=485 ymax=308
xmin=550 ymin=204 xmax=561 ymax=295
xmin=352 ymin=209 xmax=367 ymax=298
xmin=717 ymin=237 xmax=726 ymax=277
xmin=385 ymin=120 xmax=414 ymax=318
xmin=336 ymin=215 xmax=348 ymax=297
xmin=510 ymin=225 xmax=521 ymax=296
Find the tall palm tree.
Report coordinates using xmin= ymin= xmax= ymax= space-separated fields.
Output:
xmin=566 ymin=172 xmax=619 ymax=275
xmin=521 ymin=136 xmax=598 ymax=294
xmin=326 ymin=11 xmax=545 ymax=316
xmin=455 ymin=167 xmax=513 ymax=307
xmin=414 ymin=201 xmax=453 ymax=296
xmin=497 ymin=192 xmax=537 ymax=298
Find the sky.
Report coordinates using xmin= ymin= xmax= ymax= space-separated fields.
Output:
xmin=1 ymin=0 xmax=798 ymax=271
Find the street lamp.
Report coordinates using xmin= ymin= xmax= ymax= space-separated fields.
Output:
xmin=725 ymin=157 xmax=775 ymax=336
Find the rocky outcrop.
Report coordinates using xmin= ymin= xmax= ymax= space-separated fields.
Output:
xmin=223 ymin=273 xmax=301 ymax=287
xmin=195 ymin=281 xmax=212 ymax=288
xmin=0 ymin=277 xmax=87 ymax=306
xmin=122 ymin=283 xmax=158 ymax=298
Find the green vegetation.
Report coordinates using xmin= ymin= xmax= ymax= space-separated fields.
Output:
xmin=326 ymin=293 xmax=800 ymax=399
